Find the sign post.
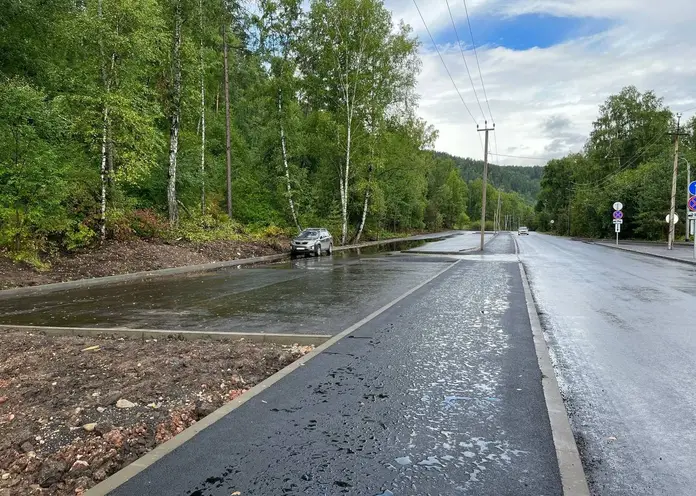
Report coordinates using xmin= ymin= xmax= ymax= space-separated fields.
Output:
xmin=689 ymin=194 xmax=696 ymax=259
xmin=612 ymin=203 xmax=624 ymax=245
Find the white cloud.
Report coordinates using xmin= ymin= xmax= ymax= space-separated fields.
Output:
xmin=385 ymin=0 xmax=696 ymax=165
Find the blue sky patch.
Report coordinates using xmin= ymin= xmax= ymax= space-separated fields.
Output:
xmin=435 ymin=13 xmax=614 ymax=51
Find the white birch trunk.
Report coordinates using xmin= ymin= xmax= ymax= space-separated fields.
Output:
xmin=98 ymin=0 xmax=108 ymax=241
xmin=355 ymin=181 xmax=370 ymax=243
xmin=355 ymin=162 xmax=373 ymax=243
xmin=341 ymin=113 xmax=351 ymax=245
xmin=279 ymin=91 xmax=300 ymax=231
xmin=199 ymin=6 xmax=205 ymax=215
xmin=100 ymin=106 xmax=109 ymax=241
xmin=168 ymin=0 xmax=182 ymax=225
xmin=199 ymin=0 xmax=206 ymax=216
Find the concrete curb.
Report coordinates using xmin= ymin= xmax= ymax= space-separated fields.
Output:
xmin=0 ymin=233 xmax=457 ymax=300
xmin=0 ymin=325 xmax=331 ymax=347
xmin=592 ymin=242 xmax=696 ymax=266
xmin=518 ymin=263 xmax=590 ymax=496
xmin=0 ymin=253 xmax=286 ymax=299
xmin=85 ymin=259 xmax=462 ymax=496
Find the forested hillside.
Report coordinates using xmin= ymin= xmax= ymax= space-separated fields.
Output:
xmin=536 ymin=86 xmax=696 ymax=240
xmin=0 ymin=0 xmax=535 ymax=267
xmin=436 ymin=152 xmax=543 ymax=203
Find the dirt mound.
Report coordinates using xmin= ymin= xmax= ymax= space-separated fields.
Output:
xmin=0 ymin=238 xmax=289 ymax=290
xmin=0 ymin=331 xmax=312 ymax=495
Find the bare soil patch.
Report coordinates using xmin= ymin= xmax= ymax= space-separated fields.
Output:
xmin=0 ymin=238 xmax=289 ymax=290
xmin=0 ymin=331 xmax=312 ymax=495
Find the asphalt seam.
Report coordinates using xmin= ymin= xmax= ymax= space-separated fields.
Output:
xmin=85 ymin=259 xmax=462 ymax=496
xmin=518 ymin=263 xmax=590 ymax=496
xmin=592 ymin=241 xmax=696 ymax=266
xmin=0 ymin=325 xmax=331 ymax=347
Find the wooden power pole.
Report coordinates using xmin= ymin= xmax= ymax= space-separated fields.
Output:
xmin=668 ymin=114 xmax=688 ymax=250
xmin=477 ymin=121 xmax=495 ymax=251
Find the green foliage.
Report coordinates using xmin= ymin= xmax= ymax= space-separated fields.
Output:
xmin=537 ymin=86 xmax=691 ymax=240
xmin=438 ymin=152 xmax=544 ymax=202
xmin=0 ymin=0 xmax=542 ymax=262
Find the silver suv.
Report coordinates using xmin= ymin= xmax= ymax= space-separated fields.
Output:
xmin=291 ymin=228 xmax=333 ymax=257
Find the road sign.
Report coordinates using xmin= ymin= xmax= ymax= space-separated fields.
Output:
xmin=615 ymin=224 xmax=621 ymax=233
xmin=613 ymin=219 xmax=623 ymax=224
xmin=689 ymin=211 xmax=696 ymax=219
xmin=689 ymin=181 xmax=696 ymax=196
xmin=689 ymin=196 xmax=696 ymax=212
xmin=666 ymin=213 xmax=680 ymax=224
xmin=613 ymin=202 xmax=624 ymax=211
xmin=613 ymin=211 xmax=624 ymax=220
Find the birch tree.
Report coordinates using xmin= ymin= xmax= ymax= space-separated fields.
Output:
xmin=302 ymin=0 xmax=416 ymax=244
xmin=168 ymin=0 xmax=183 ymax=225
xmin=258 ymin=0 xmax=303 ymax=231
xmin=198 ymin=0 xmax=206 ymax=215
xmin=355 ymin=22 xmax=419 ymax=241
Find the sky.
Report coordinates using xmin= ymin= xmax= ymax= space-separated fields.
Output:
xmin=383 ymin=0 xmax=696 ymax=165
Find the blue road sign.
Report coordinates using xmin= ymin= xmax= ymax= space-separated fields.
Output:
xmin=689 ymin=181 xmax=696 ymax=196
xmin=613 ymin=210 xmax=624 ymax=220
xmin=689 ymin=196 xmax=696 ymax=212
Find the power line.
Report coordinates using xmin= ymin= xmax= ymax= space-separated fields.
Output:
xmin=412 ymin=0 xmax=479 ymax=128
xmin=575 ymin=133 xmax=667 ymax=188
xmin=490 ymin=152 xmax=556 ymax=161
xmin=444 ymin=0 xmax=485 ymax=121
xmin=459 ymin=0 xmax=498 ymax=165
xmin=462 ymin=0 xmax=493 ymax=123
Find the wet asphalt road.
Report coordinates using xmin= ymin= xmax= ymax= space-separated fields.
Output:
xmin=518 ymin=234 xmax=696 ymax=495
xmin=0 ymin=249 xmax=456 ymax=335
xmin=108 ymin=234 xmax=562 ymax=495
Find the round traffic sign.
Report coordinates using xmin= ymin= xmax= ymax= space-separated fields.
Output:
xmin=666 ymin=213 xmax=680 ymax=224
xmin=689 ymin=196 xmax=696 ymax=212
xmin=689 ymin=182 xmax=696 ymax=196
xmin=612 ymin=210 xmax=624 ymax=220
xmin=613 ymin=202 xmax=623 ymax=211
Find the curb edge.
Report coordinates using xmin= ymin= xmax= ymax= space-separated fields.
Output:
xmin=85 ymin=259 xmax=462 ymax=495
xmin=518 ymin=263 xmax=590 ymax=496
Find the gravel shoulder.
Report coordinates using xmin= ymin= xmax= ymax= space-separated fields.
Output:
xmin=0 ymin=331 xmax=312 ymax=496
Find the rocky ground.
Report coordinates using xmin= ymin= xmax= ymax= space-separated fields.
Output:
xmin=0 ymin=331 xmax=313 ymax=495
xmin=0 ymin=238 xmax=289 ymax=290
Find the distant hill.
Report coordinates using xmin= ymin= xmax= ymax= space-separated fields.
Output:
xmin=435 ymin=152 xmax=544 ymax=203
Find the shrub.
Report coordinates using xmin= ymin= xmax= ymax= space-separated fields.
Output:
xmin=130 ymin=209 xmax=168 ymax=239
xmin=63 ymin=223 xmax=96 ymax=251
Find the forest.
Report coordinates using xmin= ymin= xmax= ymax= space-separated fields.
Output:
xmin=0 ymin=0 xmax=536 ymax=266
xmin=437 ymin=152 xmax=543 ymax=203
xmin=536 ymin=86 xmax=696 ymax=240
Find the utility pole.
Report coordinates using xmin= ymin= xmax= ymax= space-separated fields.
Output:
xmin=478 ymin=121 xmax=495 ymax=251
xmin=668 ymin=114 xmax=687 ymax=250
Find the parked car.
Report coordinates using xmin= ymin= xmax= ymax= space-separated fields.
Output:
xmin=291 ymin=228 xmax=333 ymax=257
xmin=518 ymin=226 xmax=529 ymax=235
